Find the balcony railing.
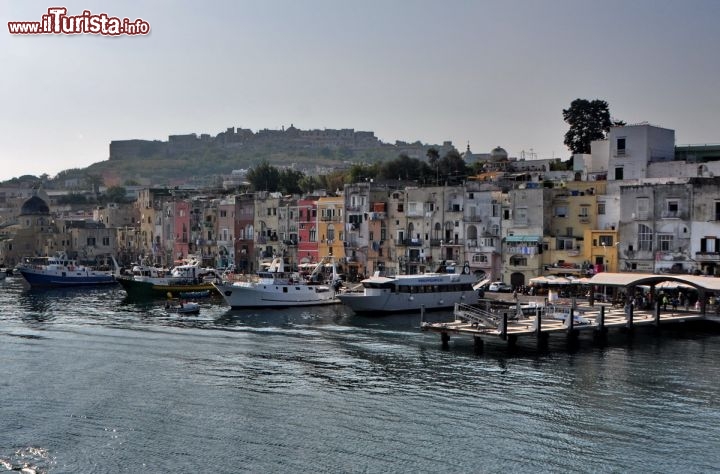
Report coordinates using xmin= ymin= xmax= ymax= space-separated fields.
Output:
xmin=465 ymin=215 xmax=483 ymax=222
xmin=695 ymin=252 xmax=720 ymax=262
xmin=395 ymin=238 xmax=423 ymax=246
xmin=661 ymin=210 xmax=682 ymax=219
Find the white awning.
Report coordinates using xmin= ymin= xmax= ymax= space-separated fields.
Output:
xmin=587 ymin=272 xmax=720 ymax=291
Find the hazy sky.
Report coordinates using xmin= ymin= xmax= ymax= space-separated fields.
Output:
xmin=2 ymin=0 xmax=719 ymax=181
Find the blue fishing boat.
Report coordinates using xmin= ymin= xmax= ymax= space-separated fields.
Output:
xmin=18 ymin=252 xmax=119 ymax=287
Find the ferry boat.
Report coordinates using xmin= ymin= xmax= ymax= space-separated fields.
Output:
xmin=337 ymin=262 xmax=479 ymax=314
xmin=213 ymin=257 xmax=341 ymax=309
xmin=17 ymin=252 xmax=119 ymax=287
xmin=117 ymin=256 xmax=220 ymax=298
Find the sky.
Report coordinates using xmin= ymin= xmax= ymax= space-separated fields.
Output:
xmin=2 ymin=0 xmax=719 ymax=182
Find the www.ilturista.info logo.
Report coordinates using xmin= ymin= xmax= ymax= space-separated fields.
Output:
xmin=8 ymin=7 xmax=150 ymax=36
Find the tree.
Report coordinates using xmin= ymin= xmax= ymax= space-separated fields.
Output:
xmin=438 ymin=149 xmax=469 ymax=185
xmin=247 ymin=161 xmax=280 ymax=192
xmin=278 ymin=169 xmax=305 ymax=194
xmin=563 ymin=99 xmax=614 ymax=154
xmin=104 ymin=186 xmax=128 ymax=203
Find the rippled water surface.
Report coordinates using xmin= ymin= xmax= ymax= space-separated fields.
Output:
xmin=1 ymin=276 xmax=720 ymax=473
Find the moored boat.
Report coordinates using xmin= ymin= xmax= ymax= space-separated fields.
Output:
xmin=118 ymin=256 xmax=220 ymax=298
xmin=164 ymin=300 xmax=200 ymax=315
xmin=337 ymin=262 xmax=479 ymax=314
xmin=213 ymin=256 xmax=342 ymax=309
xmin=17 ymin=252 xmax=119 ymax=287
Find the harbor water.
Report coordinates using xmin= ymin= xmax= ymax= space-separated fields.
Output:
xmin=1 ymin=275 xmax=720 ymax=473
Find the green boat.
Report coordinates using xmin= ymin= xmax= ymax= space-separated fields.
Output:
xmin=118 ymin=276 xmax=218 ymax=298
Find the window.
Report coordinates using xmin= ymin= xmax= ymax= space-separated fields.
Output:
xmin=658 ymin=234 xmax=673 ymax=252
xmin=579 ymin=206 xmax=589 ymax=217
xmin=665 ymin=200 xmax=679 ymax=218
xmin=515 ymin=207 xmax=528 ymax=223
xmin=615 ymin=167 xmax=624 ymax=180
xmin=87 ymin=237 xmax=96 ymax=246
xmin=597 ymin=202 xmax=606 ymax=215
xmin=700 ymin=237 xmax=718 ymax=253
xmin=509 ymin=256 xmax=527 ymax=266
xmin=472 ymin=254 xmax=488 ymax=263
xmin=636 ymin=198 xmax=649 ymax=220
xmin=556 ymin=238 xmax=573 ymax=250
xmin=554 ymin=206 xmax=567 ymax=218
xmin=309 ymin=227 xmax=316 ymax=242
xmin=638 ymin=224 xmax=652 ymax=251
xmin=617 ymin=137 xmax=626 ymax=154
xmin=599 ymin=235 xmax=614 ymax=246
xmin=103 ymin=237 xmax=110 ymax=246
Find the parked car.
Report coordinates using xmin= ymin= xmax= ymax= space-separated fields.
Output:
xmin=488 ymin=282 xmax=512 ymax=292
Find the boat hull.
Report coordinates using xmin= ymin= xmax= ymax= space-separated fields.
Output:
xmin=119 ymin=276 xmax=217 ymax=298
xmin=213 ymin=281 xmax=340 ymax=309
xmin=19 ymin=269 xmax=116 ymax=287
xmin=337 ymin=290 xmax=477 ymax=313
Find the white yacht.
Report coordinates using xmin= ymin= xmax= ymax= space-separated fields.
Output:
xmin=337 ymin=263 xmax=479 ymax=314
xmin=213 ymin=257 xmax=342 ymax=309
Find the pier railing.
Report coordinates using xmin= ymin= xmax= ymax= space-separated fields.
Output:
xmin=453 ymin=303 xmax=499 ymax=329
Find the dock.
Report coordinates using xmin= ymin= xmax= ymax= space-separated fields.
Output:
xmin=421 ymin=302 xmax=713 ymax=353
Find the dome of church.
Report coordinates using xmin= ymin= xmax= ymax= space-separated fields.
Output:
xmin=490 ymin=146 xmax=508 ymax=161
xmin=20 ymin=195 xmax=50 ymax=216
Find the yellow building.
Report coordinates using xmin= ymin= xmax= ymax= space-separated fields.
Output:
xmin=316 ymin=196 xmax=345 ymax=267
xmin=585 ymin=229 xmax=620 ymax=273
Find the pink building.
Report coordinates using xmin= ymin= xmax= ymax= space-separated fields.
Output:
xmin=297 ymin=198 xmax=319 ymax=265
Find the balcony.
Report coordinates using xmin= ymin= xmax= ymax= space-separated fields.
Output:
xmin=579 ymin=216 xmax=591 ymax=224
xmin=321 ymin=215 xmax=343 ymax=222
xmin=395 ymin=238 xmax=423 ymax=247
xmin=368 ymin=212 xmax=387 ymax=220
xmin=465 ymin=215 xmax=483 ymax=222
xmin=695 ymin=252 xmax=720 ymax=262
xmin=430 ymin=239 xmax=442 ymax=247
xmin=661 ymin=210 xmax=682 ymax=219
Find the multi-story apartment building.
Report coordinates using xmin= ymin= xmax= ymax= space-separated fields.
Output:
xmin=216 ymin=196 xmax=235 ymax=269
xmin=254 ymin=192 xmax=284 ymax=265
xmin=171 ymin=199 xmax=191 ymax=264
xmin=464 ymin=181 xmax=502 ymax=281
xmin=316 ymin=196 xmax=345 ymax=268
xmin=500 ymin=186 xmax=551 ymax=287
xmin=689 ymin=177 xmax=720 ymax=276
xmin=297 ymin=197 xmax=319 ymax=266
xmin=235 ymin=194 xmax=255 ymax=273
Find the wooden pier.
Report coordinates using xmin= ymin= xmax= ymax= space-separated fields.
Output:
xmin=421 ymin=302 xmax=711 ymax=352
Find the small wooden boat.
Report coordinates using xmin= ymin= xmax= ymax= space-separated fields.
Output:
xmin=164 ymin=301 xmax=200 ymax=315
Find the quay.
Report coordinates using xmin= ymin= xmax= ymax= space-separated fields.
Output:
xmin=421 ymin=302 xmax=715 ymax=352
xmin=422 ymin=271 xmax=720 ymax=353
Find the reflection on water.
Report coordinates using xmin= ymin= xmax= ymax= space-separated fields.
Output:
xmin=1 ymin=275 xmax=720 ymax=472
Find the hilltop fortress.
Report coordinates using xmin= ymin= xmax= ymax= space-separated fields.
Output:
xmin=109 ymin=124 xmax=456 ymax=161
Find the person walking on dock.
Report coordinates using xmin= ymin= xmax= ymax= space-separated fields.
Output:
xmin=662 ymin=294 xmax=669 ymax=311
